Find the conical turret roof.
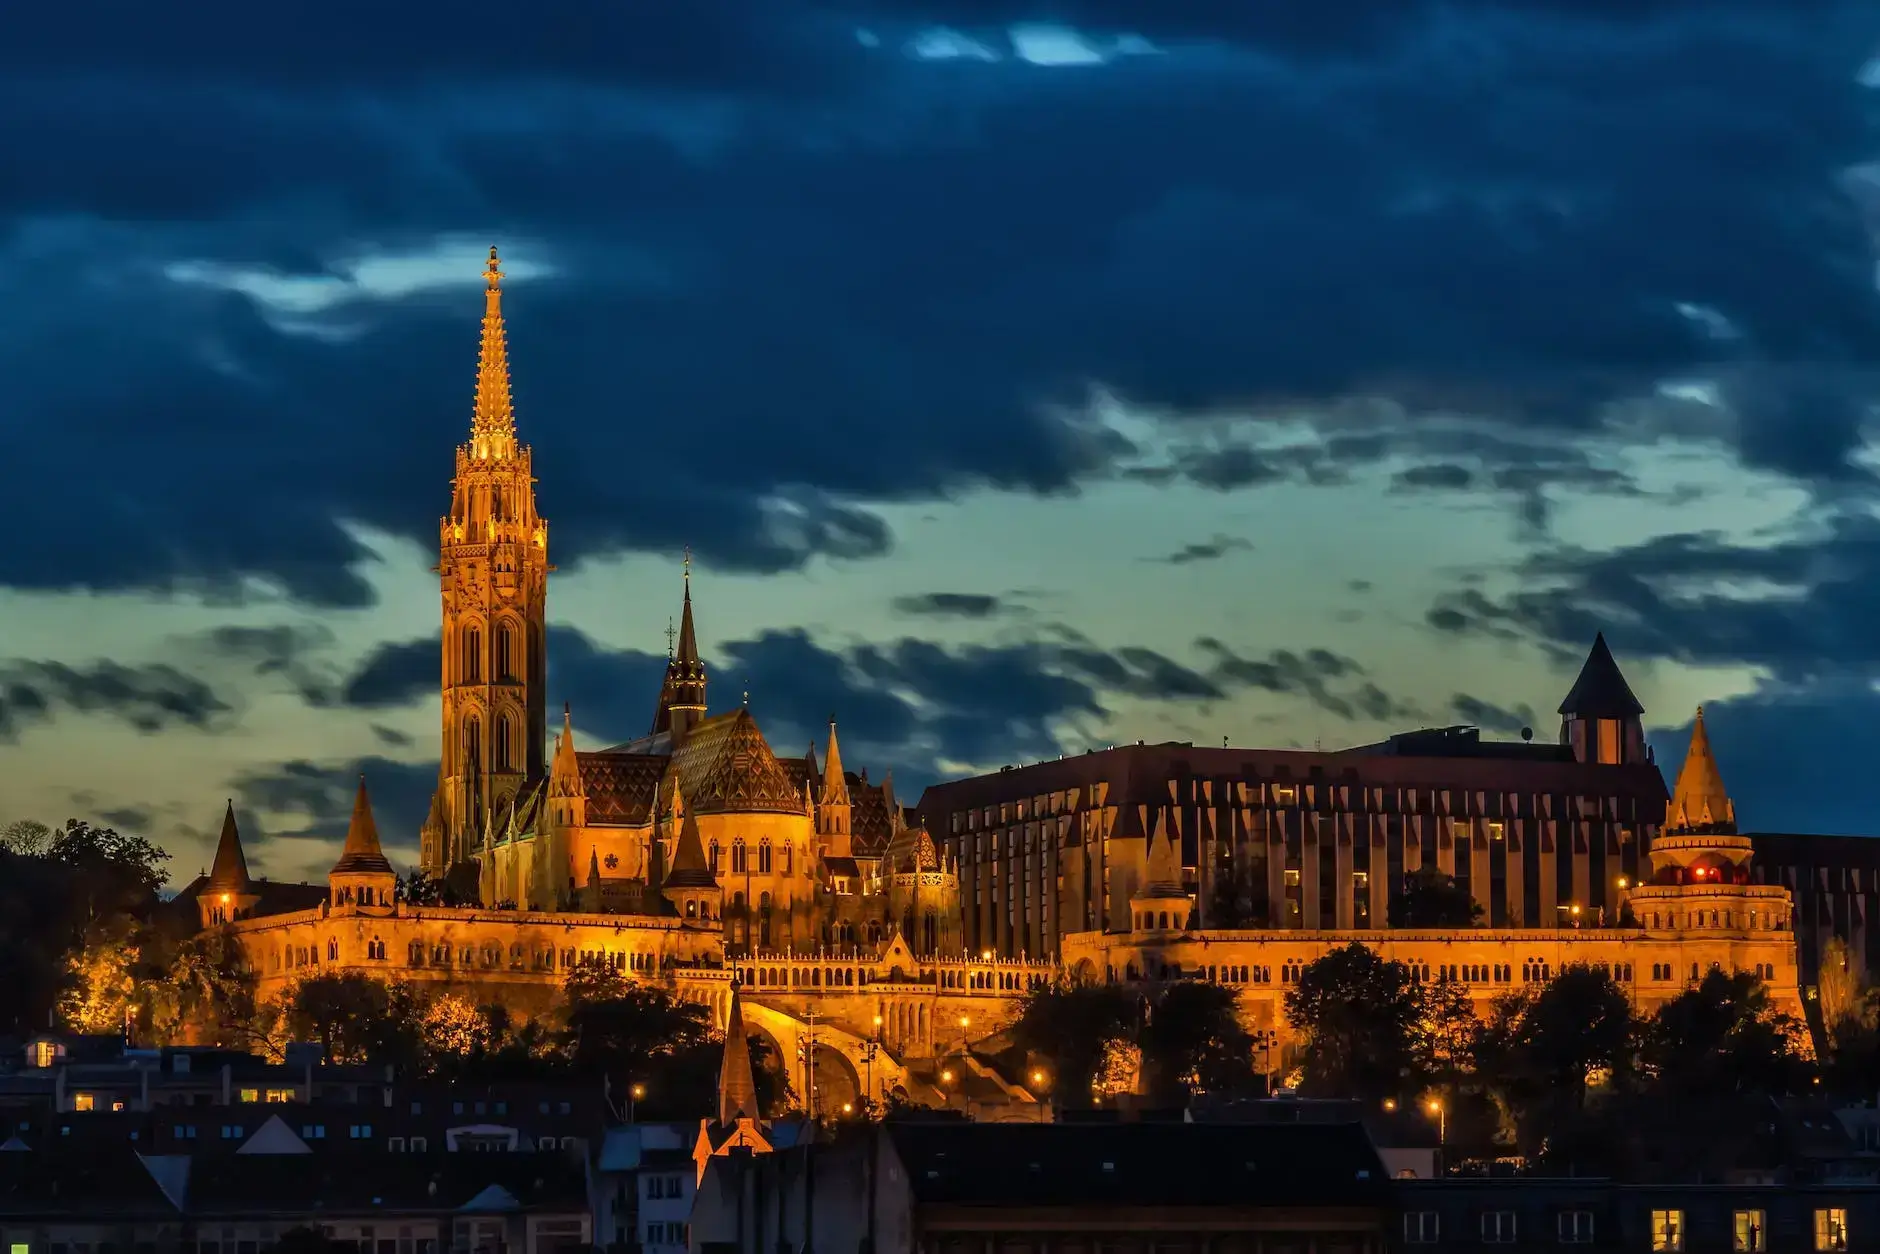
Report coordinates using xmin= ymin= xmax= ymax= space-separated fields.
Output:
xmin=207 ymin=800 xmax=254 ymax=895
xmin=651 ymin=560 xmax=708 ymax=734
xmin=819 ymin=718 xmax=851 ymax=805
xmin=664 ymin=808 xmax=718 ymax=890
xmin=1666 ymin=706 xmax=1737 ymax=834
xmin=1558 ymin=632 xmax=1645 ymax=718
xmin=718 ymin=985 xmax=760 ymax=1126
xmin=332 ymin=777 xmax=394 ymax=875
xmin=1135 ymin=828 xmax=1185 ymax=900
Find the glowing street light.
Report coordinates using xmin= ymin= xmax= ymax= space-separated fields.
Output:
xmin=628 ymin=1082 xmax=646 ymax=1122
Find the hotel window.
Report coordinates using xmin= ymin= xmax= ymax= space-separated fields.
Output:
xmin=1486 ymin=821 xmax=1505 ymax=840
xmin=1734 ymin=1209 xmax=1766 ymax=1252
xmin=1815 ymin=1208 xmax=1849 ymax=1251
xmin=73 ymin=1093 xmax=95 ymax=1112
xmin=1403 ymin=1212 xmax=1439 ymax=1244
xmin=238 ymin=1088 xmax=259 ymax=1103
xmin=1480 ymin=1211 xmax=1516 ymax=1243
xmin=1558 ymin=1212 xmax=1594 ymax=1243
xmin=1273 ymin=786 xmax=1297 ymax=805
xmin=1652 ymin=1208 xmax=1685 ymax=1252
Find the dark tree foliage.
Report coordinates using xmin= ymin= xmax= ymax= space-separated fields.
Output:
xmin=1387 ymin=867 xmax=1483 ymax=928
xmin=395 ymin=869 xmax=450 ymax=906
xmin=283 ymin=973 xmax=426 ymax=1069
xmin=1207 ymin=858 xmax=1263 ymax=929
xmin=1473 ymin=965 xmax=1636 ymax=1158
xmin=1283 ymin=942 xmax=1430 ymax=1100
xmin=1640 ymin=970 xmax=1810 ymax=1098
xmin=1009 ymin=980 xmax=1137 ymax=1108
xmin=1139 ymin=981 xmax=1260 ymax=1104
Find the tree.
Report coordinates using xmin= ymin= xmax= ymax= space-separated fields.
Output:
xmin=1640 ymin=970 xmax=1811 ymax=1098
xmin=1420 ymin=977 xmax=1482 ymax=1085
xmin=396 ymin=869 xmax=459 ymax=907
xmin=0 ymin=819 xmax=51 ymax=857
xmin=1388 ymin=867 xmax=1483 ymax=928
xmin=1139 ymin=982 xmax=1259 ymax=1103
xmin=143 ymin=927 xmax=260 ymax=1048
xmin=1207 ymin=857 xmax=1262 ymax=928
xmin=1009 ymin=981 xmax=1138 ymax=1108
xmin=283 ymin=973 xmax=424 ymax=1067
xmin=1284 ymin=943 xmax=1430 ymax=1100
xmin=1818 ymin=939 xmax=1866 ymax=1037
xmin=1474 ymin=965 xmax=1635 ymax=1158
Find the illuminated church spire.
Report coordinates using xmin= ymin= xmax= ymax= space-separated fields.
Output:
xmin=471 ymin=245 xmax=517 ymax=458
xmin=428 ymin=246 xmax=551 ymax=882
xmin=652 ymin=552 xmax=708 ymax=741
xmin=1666 ymin=706 xmax=1737 ymax=835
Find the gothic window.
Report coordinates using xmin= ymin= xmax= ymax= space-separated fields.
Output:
xmin=605 ymin=853 xmax=619 ymax=870
xmin=408 ymin=941 xmax=424 ymax=965
xmin=464 ymin=716 xmax=482 ymax=776
xmin=327 ymin=939 xmax=338 ymax=962
xmin=758 ymin=840 xmax=773 ymax=873
xmin=732 ymin=841 xmax=748 ymax=874
xmin=463 ymin=626 xmax=483 ymax=683
xmin=496 ymin=623 xmax=516 ymax=681
xmin=495 ymin=714 xmax=514 ymax=772
xmin=781 ymin=844 xmax=793 ymax=875
xmin=710 ymin=841 xmax=722 ymax=872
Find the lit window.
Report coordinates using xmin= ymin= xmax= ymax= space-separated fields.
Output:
xmin=1273 ymin=786 xmax=1298 ymax=805
xmin=238 ymin=1088 xmax=259 ymax=1103
xmin=264 ymin=1089 xmax=293 ymax=1103
xmin=1653 ymin=1209 xmax=1685 ymax=1252
xmin=72 ymin=1093 xmax=94 ymax=1112
xmin=1734 ymin=1210 xmax=1766 ymax=1252
xmin=1816 ymin=1208 xmax=1849 ymax=1252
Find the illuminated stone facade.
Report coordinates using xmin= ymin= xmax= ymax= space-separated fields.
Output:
xmin=181 ymin=249 xmax=1803 ymax=1106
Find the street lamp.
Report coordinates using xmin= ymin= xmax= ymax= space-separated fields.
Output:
xmin=629 ymin=1082 xmax=645 ymax=1123
xmin=1030 ymin=1069 xmax=1049 ymax=1122
xmin=1426 ymin=1096 xmax=1445 ymax=1160
xmin=1382 ymin=1098 xmax=1397 ymax=1112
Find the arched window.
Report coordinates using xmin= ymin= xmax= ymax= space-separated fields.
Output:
xmin=463 ymin=716 xmax=482 ymax=775
xmin=710 ymin=841 xmax=722 ymax=872
xmin=781 ymin=844 xmax=793 ymax=875
xmin=495 ymin=714 xmax=514 ymax=772
xmin=732 ymin=841 xmax=748 ymax=874
xmin=758 ymin=840 xmax=772 ymax=873
xmin=496 ymin=623 xmax=515 ymax=681
xmin=463 ymin=625 xmax=483 ymax=683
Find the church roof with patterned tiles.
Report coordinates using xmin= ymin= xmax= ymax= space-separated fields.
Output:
xmin=573 ymin=751 xmax=667 ymax=825
xmin=882 ymin=825 xmax=942 ymax=875
xmin=666 ymin=708 xmax=806 ymax=815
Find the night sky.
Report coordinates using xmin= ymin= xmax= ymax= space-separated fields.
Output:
xmin=4 ymin=2 xmax=1879 ymax=884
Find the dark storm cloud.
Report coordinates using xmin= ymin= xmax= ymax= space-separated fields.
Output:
xmin=1450 ymin=694 xmax=1540 ymax=737
xmin=1153 ymin=535 xmax=1253 ymax=566
xmin=231 ymin=755 xmax=439 ymax=852
xmin=892 ymin=593 xmax=1008 ymax=619
xmin=0 ymin=660 xmax=231 ymax=740
xmin=1 ymin=0 xmax=1874 ymax=605
xmin=1426 ymin=515 xmax=1880 ymax=682
xmin=341 ymin=638 xmax=438 ymax=710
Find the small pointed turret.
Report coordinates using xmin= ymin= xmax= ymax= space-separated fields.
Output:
xmin=208 ymin=800 xmax=254 ymax=895
xmin=329 ymin=777 xmax=396 ymax=911
xmin=718 ymin=985 xmax=760 ymax=1126
xmin=333 ymin=778 xmax=393 ymax=876
xmin=200 ymin=801 xmax=260 ymax=929
xmin=651 ymin=555 xmax=708 ymax=740
xmin=665 ymin=809 xmax=718 ymax=890
xmin=1666 ymin=706 xmax=1737 ymax=835
xmin=1138 ymin=828 xmax=1184 ymax=900
xmin=819 ymin=718 xmax=851 ymax=805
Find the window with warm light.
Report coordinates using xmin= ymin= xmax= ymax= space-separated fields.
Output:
xmin=238 ymin=1088 xmax=259 ymax=1103
xmin=72 ymin=1093 xmax=94 ymax=1112
xmin=1734 ymin=1209 xmax=1767 ymax=1252
xmin=1815 ymin=1207 xmax=1849 ymax=1251
xmin=1652 ymin=1209 xmax=1685 ymax=1252
xmin=264 ymin=1089 xmax=293 ymax=1103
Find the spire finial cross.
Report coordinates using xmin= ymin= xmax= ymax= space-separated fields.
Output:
xmin=665 ymin=617 xmax=676 ymax=659
xmin=683 ymin=544 xmax=692 ymax=583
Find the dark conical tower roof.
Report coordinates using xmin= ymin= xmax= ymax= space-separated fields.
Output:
xmin=207 ymin=800 xmax=254 ymax=895
xmin=1557 ymin=632 xmax=1644 ymax=718
xmin=718 ymin=985 xmax=760 ymax=1126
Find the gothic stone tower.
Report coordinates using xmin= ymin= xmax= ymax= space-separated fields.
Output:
xmin=424 ymin=247 xmax=551 ymax=879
